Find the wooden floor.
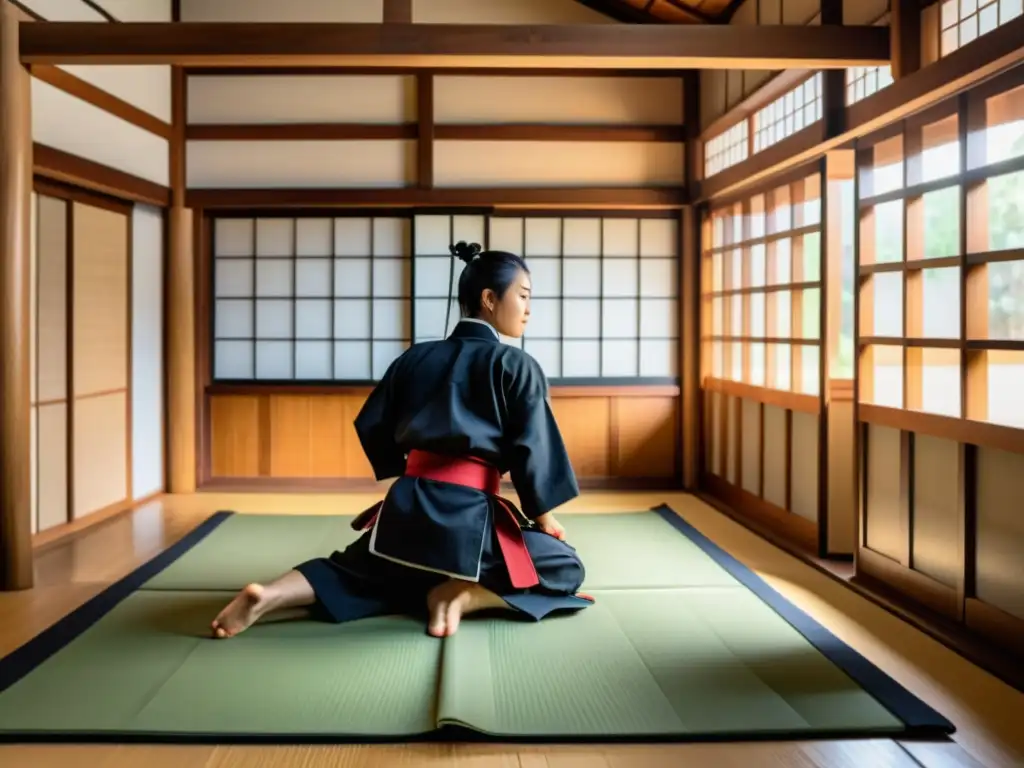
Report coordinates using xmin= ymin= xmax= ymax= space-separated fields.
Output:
xmin=1 ymin=490 xmax=1021 ymax=768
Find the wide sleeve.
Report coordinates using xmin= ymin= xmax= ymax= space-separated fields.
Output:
xmin=353 ymin=357 xmax=406 ymax=481
xmin=504 ymin=355 xmax=580 ymax=519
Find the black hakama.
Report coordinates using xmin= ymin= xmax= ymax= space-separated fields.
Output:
xmin=293 ymin=319 xmax=593 ymax=623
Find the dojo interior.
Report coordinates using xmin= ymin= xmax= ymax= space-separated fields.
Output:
xmin=1 ymin=0 xmax=1024 ymax=765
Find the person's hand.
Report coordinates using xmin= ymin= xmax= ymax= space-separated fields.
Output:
xmin=535 ymin=512 xmax=565 ymax=540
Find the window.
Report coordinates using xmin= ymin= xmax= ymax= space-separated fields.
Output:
xmin=753 ymin=74 xmax=823 ymax=153
xmin=940 ymin=0 xmax=1023 ymax=57
xmin=856 ymin=74 xmax=1024 ymax=428
xmin=211 ymin=215 xmax=412 ymax=382
xmin=846 ymin=66 xmax=894 ymax=106
xmin=213 ymin=212 xmax=680 ymax=385
xmin=704 ymin=120 xmax=749 ymax=178
xmin=470 ymin=214 xmax=679 ymax=381
xmin=701 ymin=171 xmax=823 ymax=395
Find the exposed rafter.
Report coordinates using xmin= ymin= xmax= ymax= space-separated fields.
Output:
xmin=18 ymin=22 xmax=891 ymax=70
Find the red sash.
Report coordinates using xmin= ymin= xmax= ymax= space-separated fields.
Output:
xmin=352 ymin=449 xmax=540 ymax=589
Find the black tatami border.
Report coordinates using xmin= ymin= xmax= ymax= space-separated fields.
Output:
xmin=652 ymin=503 xmax=955 ymax=736
xmin=0 ymin=510 xmax=235 ymax=696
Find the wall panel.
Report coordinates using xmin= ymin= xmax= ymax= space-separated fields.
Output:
xmin=24 ymin=1 xmax=172 ymax=123
xmin=60 ymin=65 xmax=172 ymax=123
xmin=762 ymin=404 xmax=787 ymax=508
xmin=740 ymin=399 xmax=760 ymax=495
xmin=433 ymin=141 xmax=684 ymax=188
xmin=210 ymin=395 xmax=261 ymax=477
xmin=411 ymin=0 xmax=613 ymax=24
xmin=433 ymin=76 xmax=683 ymax=125
xmin=186 ymin=141 xmax=415 ymax=188
xmin=725 ymin=394 xmax=738 ymax=485
xmin=19 ymin=0 xmax=105 ymax=21
xmin=614 ymin=397 xmax=678 ymax=478
xmin=911 ymin=435 xmax=961 ymax=589
xmin=180 ymin=0 xmax=383 ymax=22
xmin=131 ymin=204 xmax=164 ymax=500
xmin=790 ymin=411 xmax=819 ymax=523
xmin=31 ymin=78 xmax=170 ymax=186
xmin=206 ymin=391 xmax=678 ymax=485
xmin=975 ymin=447 xmax=1024 ymax=622
xmin=864 ymin=424 xmax=903 ymax=562
xmin=187 ymin=76 xmax=416 ymax=125
xmin=94 ymin=0 xmax=173 ymax=21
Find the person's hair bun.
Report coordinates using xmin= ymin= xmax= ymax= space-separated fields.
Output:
xmin=449 ymin=241 xmax=482 ymax=265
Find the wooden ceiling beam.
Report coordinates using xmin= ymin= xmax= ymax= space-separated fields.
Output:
xmin=19 ymin=22 xmax=890 ymax=69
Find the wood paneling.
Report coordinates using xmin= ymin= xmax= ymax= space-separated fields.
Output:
xmin=612 ymin=396 xmax=678 ymax=477
xmin=205 ymin=390 xmax=680 ymax=487
xmin=209 ymin=394 xmax=259 ymax=477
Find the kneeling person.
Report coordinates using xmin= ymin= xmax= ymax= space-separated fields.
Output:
xmin=212 ymin=242 xmax=590 ymax=639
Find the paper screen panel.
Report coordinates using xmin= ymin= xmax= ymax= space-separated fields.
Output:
xmin=73 ymin=392 xmax=128 ymax=519
xmin=186 ymin=141 xmax=416 ymax=188
xmin=131 ymin=204 xmax=165 ymax=500
xmin=37 ymin=403 xmax=68 ymax=531
xmin=36 ymin=195 xmax=67 ymax=403
xmin=31 ymin=78 xmax=170 ymax=186
xmin=72 ymin=202 xmax=128 ymax=397
xmin=433 ymin=142 xmax=685 ymax=187
xmin=188 ymin=76 xmax=415 ymax=124
xmin=212 ymin=215 xmax=411 ymax=381
xmin=434 ymin=76 xmax=683 ymax=125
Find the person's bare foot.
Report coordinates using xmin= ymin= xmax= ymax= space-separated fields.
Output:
xmin=426 ymin=579 xmax=508 ymax=637
xmin=211 ymin=583 xmax=268 ymax=638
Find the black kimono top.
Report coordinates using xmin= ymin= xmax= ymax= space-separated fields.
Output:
xmin=352 ymin=319 xmax=579 ymax=581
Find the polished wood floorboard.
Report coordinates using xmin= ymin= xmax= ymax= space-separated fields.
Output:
xmin=1 ymin=491 xmax=1020 ymax=768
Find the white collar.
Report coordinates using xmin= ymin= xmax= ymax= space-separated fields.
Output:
xmin=460 ymin=317 xmax=500 ymax=340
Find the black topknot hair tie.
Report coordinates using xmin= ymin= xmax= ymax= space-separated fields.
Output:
xmin=449 ymin=241 xmax=482 ymax=265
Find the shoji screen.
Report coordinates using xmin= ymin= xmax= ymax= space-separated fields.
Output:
xmin=31 ymin=194 xmax=70 ymax=533
xmin=211 ymin=215 xmax=413 ymax=382
xmin=71 ymin=202 xmax=130 ymax=520
xmin=210 ymin=212 xmax=679 ymax=384
xmin=412 ymin=213 xmax=679 ymax=381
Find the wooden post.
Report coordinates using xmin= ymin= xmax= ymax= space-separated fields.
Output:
xmin=823 ymin=149 xmax=857 ymax=558
xmin=680 ymin=70 xmax=700 ymax=489
xmin=890 ymin=0 xmax=921 ymax=80
xmin=0 ymin=0 xmax=34 ymax=590
xmin=166 ymin=64 xmax=196 ymax=493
